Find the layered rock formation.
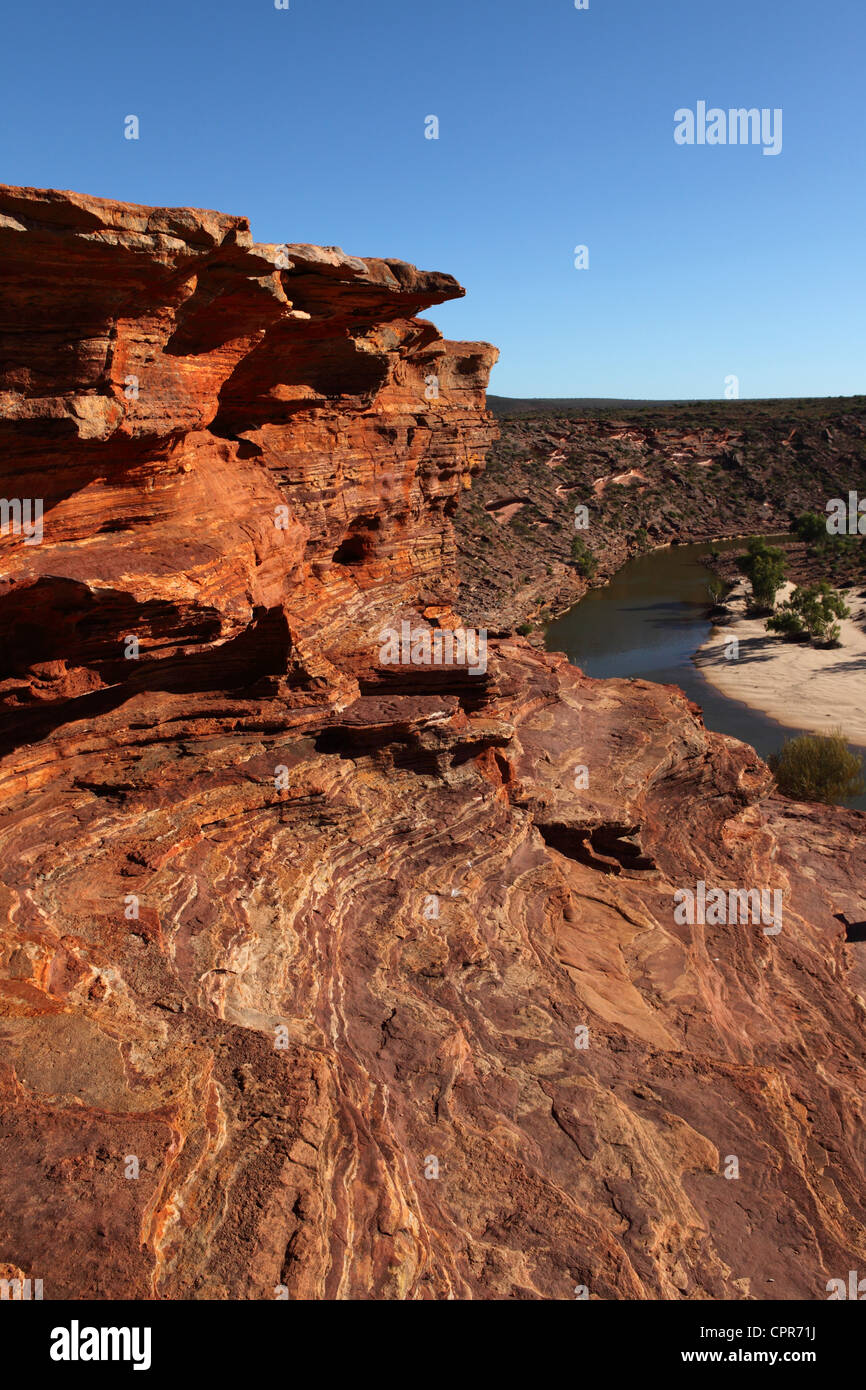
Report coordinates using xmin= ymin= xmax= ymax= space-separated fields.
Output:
xmin=0 ymin=187 xmax=864 ymax=1301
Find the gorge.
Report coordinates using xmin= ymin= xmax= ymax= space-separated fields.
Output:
xmin=0 ymin=186 xmax=864 ymax=1302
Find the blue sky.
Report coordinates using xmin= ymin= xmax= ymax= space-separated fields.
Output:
xmin=3 ymin=0 xmax=864 ymax=399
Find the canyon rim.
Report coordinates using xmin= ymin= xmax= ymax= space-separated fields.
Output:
xmin=0 ymin=186 xmax=865 ymax=1302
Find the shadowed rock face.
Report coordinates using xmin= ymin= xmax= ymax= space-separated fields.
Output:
xmin=0 ymin=187 xmax=865 ymax=1302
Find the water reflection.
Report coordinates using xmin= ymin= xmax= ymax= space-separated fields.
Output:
xmin=545 ymin=538 xmax=866 ymax=811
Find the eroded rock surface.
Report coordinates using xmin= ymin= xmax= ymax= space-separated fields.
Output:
xmin=0 ymin=187 xmax=864 ymax=1301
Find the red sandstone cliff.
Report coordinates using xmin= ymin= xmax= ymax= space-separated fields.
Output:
xmin=0 ymin=187 xmax=864 ymax=1301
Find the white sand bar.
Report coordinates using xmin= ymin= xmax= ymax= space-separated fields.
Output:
xmin=695 ymin=581 xmax=866 ymax=746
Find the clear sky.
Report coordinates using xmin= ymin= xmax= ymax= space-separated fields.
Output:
xmin=3 ymin=0 xmax=864 ymax=399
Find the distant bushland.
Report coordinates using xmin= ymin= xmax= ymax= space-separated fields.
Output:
xmin=487 ymin=394 xmax=866 ymax=425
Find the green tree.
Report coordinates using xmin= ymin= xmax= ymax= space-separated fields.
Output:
xmin=793 ymin=511 xmax=827 ymax=546
xmin=768 ymin=582 xmax=849 ymax=644
xmin=768 ymin=730 xmax=865 ymax=805
xmin=738 ymin=537 xmax=786 ymax=612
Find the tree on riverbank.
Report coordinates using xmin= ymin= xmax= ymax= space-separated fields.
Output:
xmin=767 ymin=581 xmax=849 ymax=645
xmin=768 ymin=730 xmax=865 ymax=805
xmin=738 ymin=537 xmax=786 ymax=612
xmin=793 ymin=511 xmax=827 ymax=545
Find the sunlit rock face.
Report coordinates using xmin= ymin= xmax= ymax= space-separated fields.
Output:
xmin=0 ymin=187 xmax=864 ymax=1302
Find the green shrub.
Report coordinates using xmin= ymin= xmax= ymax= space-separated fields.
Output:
xmin=794 ymin=511 xmax=827 ymax=546
xmin=768 ymin=730 xmax=865 ymax=804
xmin=769 ymin=582 xmax=849 ymax=644
xmin=767 ymin=608 xmax=806 ymax=639
xmin=570 ymin=536 xmax=597 ymax=577
xmin=516 ymin=621 xmax=534 ymax=636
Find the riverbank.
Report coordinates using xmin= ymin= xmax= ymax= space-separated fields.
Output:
xmin=695 ymin=580 xmax=866 ymax=746
xmin=544 ymin=540 xmax=866 ymax=809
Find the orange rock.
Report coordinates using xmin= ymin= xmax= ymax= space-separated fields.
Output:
xmin=0 ymin=187 xmax=864 ymax=1302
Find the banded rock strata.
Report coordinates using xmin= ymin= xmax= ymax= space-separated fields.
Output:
xmin=0 ymin=187 xmax=864 ymax=1300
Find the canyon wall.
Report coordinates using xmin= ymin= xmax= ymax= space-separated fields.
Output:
xmin=0 ymin=188 xmax=864 ymax=1300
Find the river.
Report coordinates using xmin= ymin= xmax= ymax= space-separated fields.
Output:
xmin=544 ymin=537 xmax=866 ymax=811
